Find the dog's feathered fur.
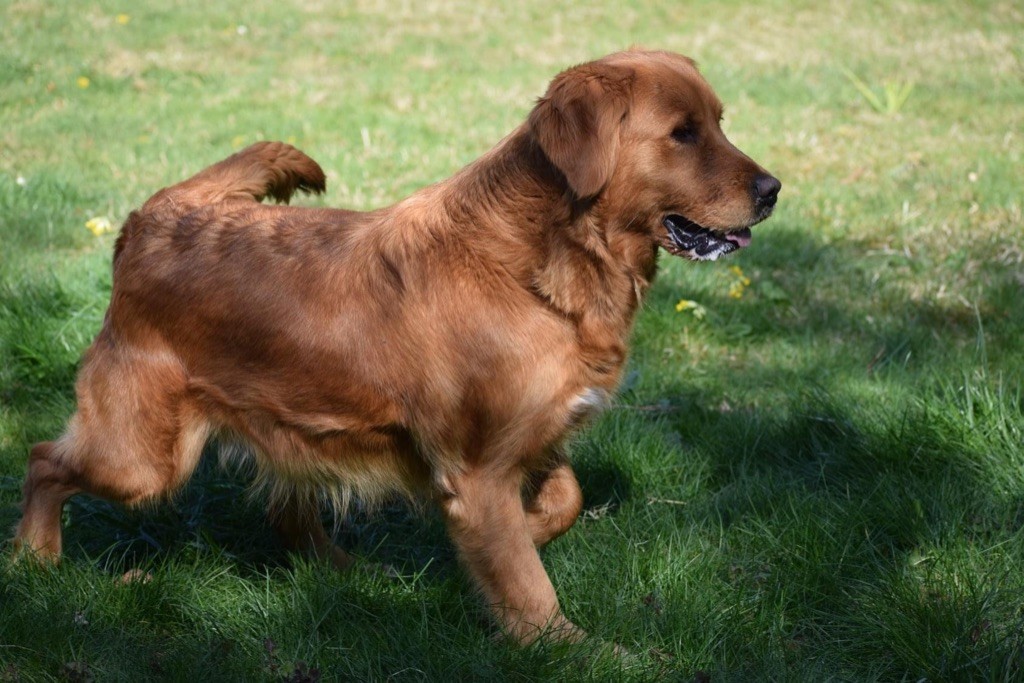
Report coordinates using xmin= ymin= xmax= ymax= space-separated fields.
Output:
xmin=15 ymin=50 xmax=778 ymax=644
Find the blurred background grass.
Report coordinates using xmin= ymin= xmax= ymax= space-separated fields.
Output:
xmin=2 ymin=0 xmax=1023 ymax=680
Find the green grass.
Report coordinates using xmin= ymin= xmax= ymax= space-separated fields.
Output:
xmin=2 ymin=0 xmax=1023 ymax=679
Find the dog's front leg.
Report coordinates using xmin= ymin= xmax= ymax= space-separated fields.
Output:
xmin=440 ymin=465 xmax=583 ymax=645
xmin=524 ymin=462 xmax=583 ymax=548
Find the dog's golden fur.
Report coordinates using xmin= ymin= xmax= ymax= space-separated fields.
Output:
xmin=15 ymin=50 xmax=778 ymax=643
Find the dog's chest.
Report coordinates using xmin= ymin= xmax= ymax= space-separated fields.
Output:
xmin=566 ymin=387 xmax=611 ymax=426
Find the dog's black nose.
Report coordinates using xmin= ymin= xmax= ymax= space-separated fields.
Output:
xmin=753 ymin=174 xmax=781 ymax=210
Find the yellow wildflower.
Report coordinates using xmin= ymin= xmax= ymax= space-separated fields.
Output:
xmin=729 ymin=265 xmax=751 ymax=286
xmin=726 ymin=264 xmax=751 ymax=298
xmin=116 ymin=14 xmax=131 ymax=25
xmin=675 ymin=299 xmax=706 ymax=319
xmin=86 ymin=217 xmax=113 ymax=236
xmin=232 ymin=135 xmax=246 ymax=148
xmin=76 ymin=76 xmax=90 ymax=89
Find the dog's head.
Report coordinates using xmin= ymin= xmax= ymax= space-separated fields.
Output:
xmin=528 ymin=50 xmax=780 ymax=261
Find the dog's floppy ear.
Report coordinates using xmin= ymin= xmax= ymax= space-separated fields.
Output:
xmin=528 ymin=63 xmax=633 ymax=199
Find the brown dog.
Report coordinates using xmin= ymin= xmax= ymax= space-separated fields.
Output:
xmin=15 ymin=50 xmax=778 ymax=644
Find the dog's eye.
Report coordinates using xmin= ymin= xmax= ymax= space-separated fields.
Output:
xmin=670 ymin=122 xmax=699 ymax=145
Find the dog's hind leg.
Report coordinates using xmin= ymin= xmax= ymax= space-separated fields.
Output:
xmin=13 ymin=341 xmax=210 ymax=561
xmin=270 ymin=490 xmax=355 ymax=571
xmin=13 ymin=440 xmax=81 ymax=559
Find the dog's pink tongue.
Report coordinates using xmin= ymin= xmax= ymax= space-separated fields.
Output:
xmin=726 ymin=228 xmax=752 ymax=248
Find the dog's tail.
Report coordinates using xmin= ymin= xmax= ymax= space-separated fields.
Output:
xmin=140 ymin=141 xmax=327 ymax=217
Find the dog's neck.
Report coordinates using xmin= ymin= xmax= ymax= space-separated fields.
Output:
xmin=438 ymin=127 xmax=660 ymax=383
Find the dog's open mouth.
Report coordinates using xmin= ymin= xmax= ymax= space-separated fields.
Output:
xmin=662 ymin=215 xmax=752 ymax=261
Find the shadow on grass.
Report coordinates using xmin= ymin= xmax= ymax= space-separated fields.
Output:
xmin=54 ymin=449 xmax=635 ymax=582
xmin=47 ymin=448 xmax=452 ymax=581
xmin=569 ymin=367 xmax=1022 ymax=678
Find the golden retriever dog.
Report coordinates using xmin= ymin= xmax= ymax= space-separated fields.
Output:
xmin=15 ymin=49 xmax=779 ymax=644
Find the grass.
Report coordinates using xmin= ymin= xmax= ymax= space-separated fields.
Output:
xmin=840 ymin=68 xmax=915 ymax=115
xmin=2 ymin=0 xmax=1023 ymax=679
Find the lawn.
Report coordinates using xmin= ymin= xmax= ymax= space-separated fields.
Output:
xmin=2 ymin=0 xmax=1023 ymax=680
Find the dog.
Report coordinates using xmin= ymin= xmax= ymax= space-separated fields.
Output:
xmin=14 ymin=49 xmax=779 ymax=644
